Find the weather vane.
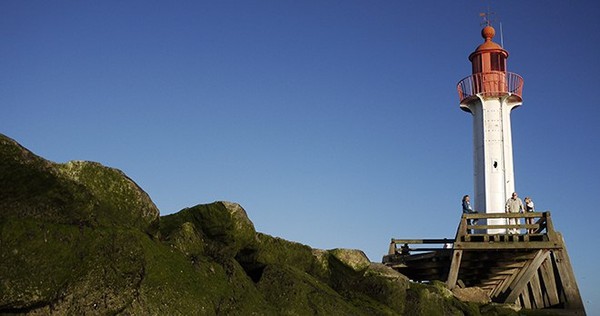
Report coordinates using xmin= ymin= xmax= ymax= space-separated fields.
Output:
xmin=479 ymin=1 xmax=504 ymax=47
xmin=479 ymin=9 xmax=496 ymax=27
xmin=479 ymin=0 xmax=497 ymax=27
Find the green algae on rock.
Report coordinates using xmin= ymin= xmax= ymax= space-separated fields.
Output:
xmin=0 ymin=133 xmax=523 ymax=315
xmin=0 ymin=134 xmax=159 ymax=235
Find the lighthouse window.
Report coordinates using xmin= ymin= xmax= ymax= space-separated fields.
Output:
xmin=492 ymin=158 xmax=500 ymax=173
xmin=472 ymin=55 xmax=482 ymax=73
xmin=491 ymin=53 xmax=505 ymax=71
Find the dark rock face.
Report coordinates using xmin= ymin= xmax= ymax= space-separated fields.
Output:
xmin=0 ymin=133 xmax=519 ymax=315
xmin=0 ymin=134 xmax=160 ymax=234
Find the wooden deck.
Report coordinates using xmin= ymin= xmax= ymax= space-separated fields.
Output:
xmin=382 ymin=212 xmax=585 ymax=314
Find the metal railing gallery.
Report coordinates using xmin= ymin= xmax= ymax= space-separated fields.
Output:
xmin=457 ymin=71 xmax=523 ymax=103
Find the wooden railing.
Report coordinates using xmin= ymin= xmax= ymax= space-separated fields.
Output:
xmin=387 ymin=238 xmax=454 ymax=256
xmin=452 ymin=212 xmax=564 ymax=250
xmin=458 ymin=212 xmax=551 ymax=237
xmin=457 ymin=71 xmax=523 ymax=103
xmin=387 ymin=212 xmax=555 ymax=256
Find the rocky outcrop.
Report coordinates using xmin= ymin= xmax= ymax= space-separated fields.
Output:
xmin=452 ymin=287 xmax=492 ymax=305
xmin=0 ymin=133 xmax=520 ymax=315
xmin=0 ymin=134 xmax=159 ymax=234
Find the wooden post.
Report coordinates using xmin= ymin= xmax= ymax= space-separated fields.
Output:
xmin=529 ymin=271 xmax=543 ymax=308
xmin=521 ymin=286 xmax=532 ymax=309
xmin=540 ymin=256 xmax=560 ymax=306
xmin=455 ymin=215 xmax=468 ymax=242
xmin=552 ymin=233 xmax=585 ymax=312
xmin=504 ymin=250 xmax=549 ymax=303
xmin=446 ymin=250 xmax=463 ymax=289
xmin=388 ymin=239 xmax=397 ymax=255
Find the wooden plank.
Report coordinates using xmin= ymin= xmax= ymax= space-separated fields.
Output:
xmin=495 ymin=252 xmax=539 ymax=261
xmin=529 ymin=271 xmax=544 ymax=308
xmin=540 ymin=255 xmax=560 ymax=306
xmin=391 ymin=238 xmax=455 ymax=244
xmin=446 ymin=250 xmax=463 ymax=289
xmin=489 ymin=268 xmax=520 ymax=275
xmin=533 ymin=217 xmax=547 ymax=233
xmin=494 ymin=250 xmax=536 ymax=298
xmin=467 ymin=224 xmax=539 ymax=230
xmin=552 ymin=234 xmax=585 ymax=311
xmin=465 ymin=212 xmax=545 ymax=219
xmin=397 ymin=261 xmax=448 ymax=269
xmin=405 ymin=248 xmax=452 ymax=252
xmin=480 ymin=280 xmax=502 ymax=286
xmin=521 ymin=286 xmax=532 ymax=309
xmin=454 ymin=241 xmax=561 ymax=250
xmin=504 ymin=250 xmax=549 ymax=303
xmin=456 ymin=216 xmax=468 ymax=240
xmin=397 ymin=252 xmax=439 ymax=261
xmin=493 ymin=251 xmax=540 ymax=299
xmin=492 ymin=274 xmax=513 ymax=298
xmin=487 ymin=275 xmax=511 ymax=281
xmin=495 ymin=261 xmax=528 ymax=269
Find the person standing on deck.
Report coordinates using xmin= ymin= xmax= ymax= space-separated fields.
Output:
xmin=462 ymin=195 xmax=478 ymax=227
xmin=462 ymin=195 xmax=474 ymax=214
xmin=505 ymin=192 xmax=524 ymax=234
xmin=524 ymin=197 xmax=535 ymax=233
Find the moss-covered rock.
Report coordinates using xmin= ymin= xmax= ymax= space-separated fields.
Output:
xmin=0 ymin=135 xmax=95 ymax=225
xmin=404 ymin=281 xmax=488 ymax=316
xmin=165 ymin=221 xmax=205 ymax=258
xmin=236 ymin=232 xmax=323 ymax=283
xmin=0 ymin=134 xmax=159 ymax=235
xmin=160 ymin=201 xmax=256 ymax=261
xmin=453 ymin=287 xmax=492 ymax=305
xmin=0 ymin=219 xmax=146 ymax=314
xmin=256 ymin=264 xmax=362 ymax=315
xmin=57 ymin=160 xmax=160 ymax=234
xmin=329 ymin=248 xmax=371 ymax=272
xmin=325 ymin=250 xmax=410 ymax=315
xmin=0 ymin=133 xmax=529 ymax=315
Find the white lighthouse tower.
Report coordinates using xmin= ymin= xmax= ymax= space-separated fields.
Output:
xmin=457 ymin=24 xmax=524 ymax=233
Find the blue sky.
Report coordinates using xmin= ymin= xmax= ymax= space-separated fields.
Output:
xmin=2 ymin=0 xmax=599 ymax=312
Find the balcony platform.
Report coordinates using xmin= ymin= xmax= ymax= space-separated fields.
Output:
xmin=382 ymin=212 xmax=585 ymax=314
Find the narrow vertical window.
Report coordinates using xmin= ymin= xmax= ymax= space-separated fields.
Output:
xmin=472 ymin=55 xmax=482 ymax=74
xmin=491 ymin=53 xmax=505 ymax=71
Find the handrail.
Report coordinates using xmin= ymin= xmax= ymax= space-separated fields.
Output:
xmin=387 ymin=238 xmax=454 ymax=256
xmin=463 ymin=212 xmax=542 ymax=219
xmin=458 ymin=212 xmax=551 ymax=237
xmin=386 ymin=211 xmax=554 ymax=256
xmin=457 ymin=71 xmax=523 ymax=103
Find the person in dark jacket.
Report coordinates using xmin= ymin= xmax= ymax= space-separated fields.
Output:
xmin=462 ymin=195 xmax=478 ymax=228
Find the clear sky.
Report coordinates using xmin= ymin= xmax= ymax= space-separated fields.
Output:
xmin=2 ymin=0 xmax=599 ymax=312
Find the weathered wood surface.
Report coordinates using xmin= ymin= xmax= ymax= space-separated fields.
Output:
xmin=383 ymin=211 xmax=585 ymax=314
xmin=446 ymin=250 xmax=463 ymax=289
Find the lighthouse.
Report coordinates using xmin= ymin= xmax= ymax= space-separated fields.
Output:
xmin=457 ymin=24 xmax=524 ymax=233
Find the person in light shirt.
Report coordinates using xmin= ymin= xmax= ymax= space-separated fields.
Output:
xmin=524 ymin=197 xmax=535 ymax=233
xmin=505 ymin=192 xmax=524 ymax=234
